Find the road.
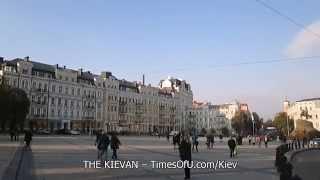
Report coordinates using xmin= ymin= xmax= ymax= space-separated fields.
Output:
xmin=291 ymin=149 xmax=320 ymax=180
xmin=1 ymin=135 xmax=280 ymax=180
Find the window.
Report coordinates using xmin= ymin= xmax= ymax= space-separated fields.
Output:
xmin=59 ymin=86 xmax=62 ymax=93
xmin=51 ymin=109 xmax=55 ymax=116
xmin=44 ymin=84 xmax=47 ymax=92
xmin=77 ymin=88 xmax=80 ymax=96
xmin=65 ymin=87 xmax=68 ymax=95
xmin=58 ymin=98 xmax=61 ymax=105
xmin=64 ymin=99 xmax=68 ymax=106
xmin=71 ymin=88 xmax=75 ymax=96
xmin=51 ymin=98 xmax=55 ymax=105
xmin=52 ymin=85 xmax=56 ymax=92
xmin=38 ymin=83 xmax=42 ymax=90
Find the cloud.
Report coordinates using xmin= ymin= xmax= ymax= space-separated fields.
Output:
xmin=285 ymin=21 xmax=320 ymax=57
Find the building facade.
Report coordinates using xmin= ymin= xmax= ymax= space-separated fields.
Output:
xmin=190 ymin=100 xmax=250 ymax=132
xmin=0 ymin=57 xmax=193 ymax=134
xmin=283 ymin=98 xmax=320 ymax=131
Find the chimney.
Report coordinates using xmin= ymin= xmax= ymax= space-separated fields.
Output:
xmin=56 ymin=64 xmax=59 ymax=68
xmin=143 ymin=74 xmax=145 ymax=86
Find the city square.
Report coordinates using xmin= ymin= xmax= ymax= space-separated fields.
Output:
xmin=1 ymin=135 xmax=283 ymax=180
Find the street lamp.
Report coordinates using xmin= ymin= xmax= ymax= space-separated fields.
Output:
xmin=251 ymin=113 xmax=255 ymax=137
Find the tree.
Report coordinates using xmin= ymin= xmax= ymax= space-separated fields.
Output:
xmin=0 ymin=85 xmax=10 ymax=131
xmin=252 ymin=112 xmax=263 ymax=132
xmin=231 ymin=111 xmax=252 ymax=136
xmin=0 ymin=86 xmax=30 ymax=132
xmin=221 ymin=127 xmax=230 ymax=137
xmin=273 ymin=112 xmax=294 ymax=136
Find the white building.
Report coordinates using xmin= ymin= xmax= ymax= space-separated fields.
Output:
xmin=0 ymin=57 xmax=193 ymax=133
xmin=190 ymin=100 xmax=250 ymax=132
xmin=283 ymin=98 xmax=320 ymax=131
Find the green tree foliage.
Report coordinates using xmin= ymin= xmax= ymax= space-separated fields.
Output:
xmin=231 ymin=111 xmax=252 ymax=136
xmin=273 ymin=112 xmax=294 ymax=136
xmin=0 ymin=85 xmax=30 ymax=131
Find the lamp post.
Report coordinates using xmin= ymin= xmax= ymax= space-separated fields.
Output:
xmin=251 ymin=113 xmax=255 ymax=137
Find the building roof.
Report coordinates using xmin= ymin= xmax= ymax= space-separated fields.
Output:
xmin=296 ymin=98 xmax=320 ymax=102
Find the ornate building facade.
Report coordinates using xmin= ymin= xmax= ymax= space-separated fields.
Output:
xmin=0 ymin=56 xmax=193 ymax=134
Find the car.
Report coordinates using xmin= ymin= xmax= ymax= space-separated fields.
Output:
xmin=37 ymin=129 xmax=51 ymax=135
xmin=309 ymin=138 xmax=320 ymax=148
xmin=169 ymin=131 xmax=179 ymax=136
xmin=69 ymin=130 xmax=81 ymax=135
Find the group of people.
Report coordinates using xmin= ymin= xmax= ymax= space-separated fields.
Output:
xmin=95 ymin=131 xmax=121 ymax=161
xmin=248 ymin=135 xmax=269 ymax=148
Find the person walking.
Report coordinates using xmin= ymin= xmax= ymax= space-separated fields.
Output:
xmin=210 ymin=134 xmax=215 ymax=149
xmin=95 ymin=131 xmax=102 ymax=159
xmin=192 ymin=135 xmax=198 ymax=152
xmin=228 ymin=137 xmax=236 ymax=158
xmin=111 ymin=133 xmax=121 ymax=160
xmin=264 ymin=135 xmax=268 ymax=148
xmin=206 ymin=134 xmax=211 ymax=149
xmin=173 ymin=133 xmax=178 ymax=151
xmin=10 ymin=130 xmax=14 ymax=142
xmin=248 ymin=135 xmax=252 ymax=145
xmin=179 ymin=133 xmax=192 ymax=180
xmin=24 ymin=130 xmax=33 ymax=149
xmin=98 ymin=133 xmax=110 ymax=160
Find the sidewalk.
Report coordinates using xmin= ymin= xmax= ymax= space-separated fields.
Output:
xmin=0 ymin=135 xmax=22 ymax=180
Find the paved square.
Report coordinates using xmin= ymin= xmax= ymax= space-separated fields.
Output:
xmin=1 ymin=135 xmax=280 ymax=180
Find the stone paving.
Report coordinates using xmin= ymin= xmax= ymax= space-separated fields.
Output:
xmin=0 ymin=135 xmax=283 ymax=180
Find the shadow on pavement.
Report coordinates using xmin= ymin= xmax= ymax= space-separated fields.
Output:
xmin=1 ymin=146 xmax=36 ymax=180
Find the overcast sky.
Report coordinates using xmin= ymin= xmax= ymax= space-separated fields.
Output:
xmin=1 ymin=0 xmax=320 ymax=120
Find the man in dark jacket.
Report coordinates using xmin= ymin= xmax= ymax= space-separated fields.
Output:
xmin=111 ymin=133 xmax=121 ymax=160
xmin=24 ymin=130 xmax=33 ymax=148
xmin=228 ymin=137 xmax=236 ymax=158
xmin=98 ymin=133 xmax=110 ymax=160
xmin=179 ymin=134 xmax=192 ymax=180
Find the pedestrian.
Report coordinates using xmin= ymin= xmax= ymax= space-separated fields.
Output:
xmin=176 ymin=133 xmax=181 ymax=146
xmin=248 ymin=135 xmax=252 ymax=145
xmin=210 ymin=134 xmax=214 ymax=149
xmin=258 ymin=136 xmax=262 ymax=147
xmin=264 ymin=135 xmax=268 ymax=148
xmin=10 ymin=130 xmax=14 ymax=141
xmin=111 ymin=133 xmax=121 ymax=160
xmin=302 ymin=137 xmax=307 ymax=148
xmin=95 ymin=130 xmax=102 ymax=159
xmin=24 ymin=130 xmax=33 ymax=149
xmin=206 ymin=134 xmax=210 ymax=149
xmin=98 ymin=133 xmax=110 ymax=160
xmin=179 ymin=133 xmax=191 ymax=180
xmin=192 ymin=135 xmax=198 ymax=152
xmin=14 ymin=129 xmax=19 ymax=141
xmin=227 ymin=137 xmax=236 ymax=158
xmin=219 ymin=134 xmax=223 ymax=143
xmin=166 ymin=132 xmax=170 ymax=142
xmin=173 ymin=133 xmax=177 ymax=151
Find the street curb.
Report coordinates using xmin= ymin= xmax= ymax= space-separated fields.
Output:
xmin=289 ymin=148 xmax=320 ymax=162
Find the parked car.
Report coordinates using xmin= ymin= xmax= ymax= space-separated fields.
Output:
xmin=309 ymin=138 xmax=320 ymax=148
xmin=69 ymin=130 xmax=81 ymax=135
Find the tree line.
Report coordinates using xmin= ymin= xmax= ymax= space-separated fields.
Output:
xmin=0 ymin=84 xmax=30 ymax=132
